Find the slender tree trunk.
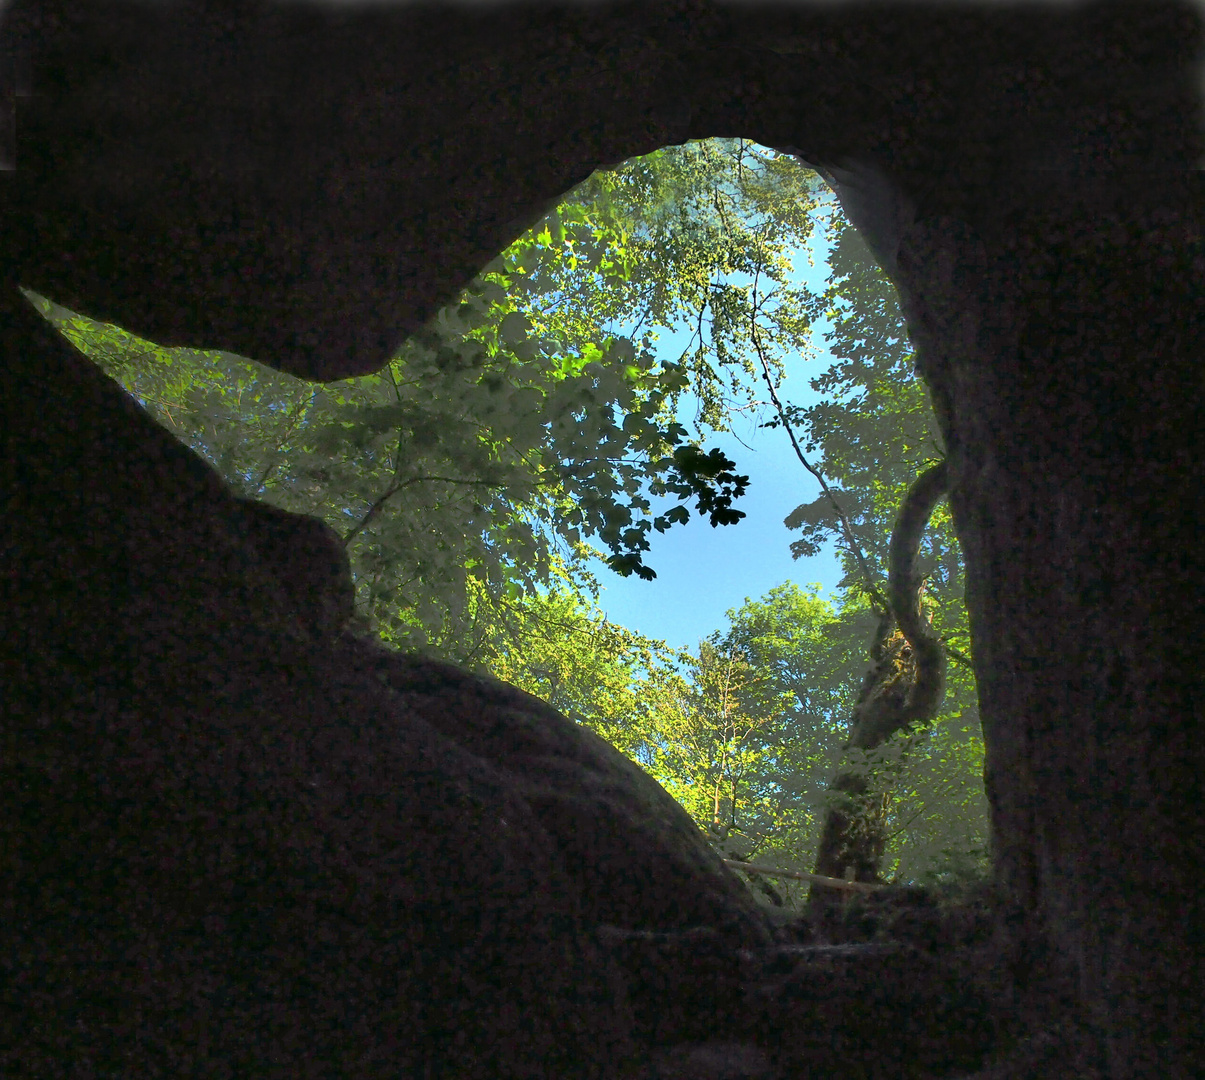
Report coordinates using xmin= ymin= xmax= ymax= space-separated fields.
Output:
xmin=810 ymin=463 xmax=948 ymax=914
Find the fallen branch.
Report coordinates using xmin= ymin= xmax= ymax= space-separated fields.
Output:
xmin=722 ymin=859 xmax=887 ymax=894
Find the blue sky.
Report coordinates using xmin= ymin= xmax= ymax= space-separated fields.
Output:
xmin=589 ymin=218 xmax=849 ymax=653
xmin=591 ymin=401 xmax=846 ymax=652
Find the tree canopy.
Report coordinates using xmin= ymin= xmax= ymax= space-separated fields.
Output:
xmin=31 ymin=137 xmax=988 ymax=900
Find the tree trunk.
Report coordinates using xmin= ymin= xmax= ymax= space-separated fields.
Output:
xmin=810 ymin=462 xmax=949 ymax=912
xmin=833 ymin=160 xmax=1205 ymax=1076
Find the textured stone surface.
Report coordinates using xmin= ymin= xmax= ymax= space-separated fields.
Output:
xmin=344 ymin=640 xmax=775 ymax=943
xmin=0 ymin=290 xmax=641 ymax=1076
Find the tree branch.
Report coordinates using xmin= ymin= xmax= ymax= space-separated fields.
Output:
xmin=343 ymin=474 xmax=495 ymax=546
xmin=747 ymin=308 xmax=889 ymax=617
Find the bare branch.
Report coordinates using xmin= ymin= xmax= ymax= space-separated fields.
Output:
xmin=747 ymin=309 xmax=889 ymax=617
xmin=723 ymin=859 xmax=886 ymax=894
